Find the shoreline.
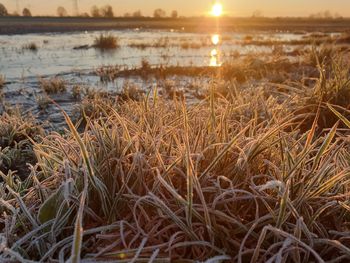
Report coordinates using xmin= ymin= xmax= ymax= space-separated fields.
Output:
xmin=1 ymin=16 xmax=350 ymax=35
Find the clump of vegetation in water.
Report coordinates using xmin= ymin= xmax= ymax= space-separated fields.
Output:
xmin=152 ymin=37 xmax=170 ymax=48
xmin=72 ymin=85 xmax=82 ymax=99
xmin=36 ymin=94 xmax=51 ymax=110
xmin=22 ymin=42 xmax=38 ymax=51
xmin=0 ymin=75 xmax=5 ymax=89
xmin=180 ymin=41 xmax=202 ymax=49
xmin=119 ymin=81 xmax=144 ymax=101
xmin=39 ymin=77 xmax=66 ymax=94
xmin=95 ymin=65 xmax=120 ymax=82
xmin=128 ymin=42 xmax=149 ymax=50
xmin=93 ymin=34 xmax=119 ymax=50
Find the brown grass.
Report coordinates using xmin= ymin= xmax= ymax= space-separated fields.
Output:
xmin=0 ymin=109 xmax=44 ymax=178
xmin=94 ymin=34 xmax=119 ymax=50
xmin=0 ymin=75 xmax=5 ymax=89
xmin=22 ymin=42 xmax=38 ymax=51
xmin=39 ymin=77 xmax=67 ymax=94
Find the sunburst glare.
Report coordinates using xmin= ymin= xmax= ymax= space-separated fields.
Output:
xmin=211 ymin=2 xmax=223 ymax=17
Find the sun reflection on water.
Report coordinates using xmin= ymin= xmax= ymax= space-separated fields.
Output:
xmin=210 ymin=50 xmax=219 ymax=67
xmin=211 ymin=34 xmax=220 ymax=45
xmin=209 ymin=34 xmax=221 ymax=67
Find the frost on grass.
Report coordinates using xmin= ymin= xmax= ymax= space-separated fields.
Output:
xmin=1 ymin=47 xmax=350 ymax=262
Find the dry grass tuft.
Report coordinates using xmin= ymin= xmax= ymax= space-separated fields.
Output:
xmin=0 ymin=75 xmax=5 ymax=89
xmin=180 ymin=41 xmax=202 ymax=49
xmin=36 ymin=94 xmax=51 ymax=110
xmin=96 ymin=65 xmax=120 ymax=82
xmin=39 ymin=77 xmax=67 ymax=94
xmin=94 ymin=34 xmax=119 ymax=50
xmin=0 ymin=109 xmax=44 ymax=178
xmin=22 ymin=42 xmax=38 ymax=51
xmin=72 ymin=85 xmax=82 ymax=99
xmin=128 ymin=42 xmax=149 ymax=50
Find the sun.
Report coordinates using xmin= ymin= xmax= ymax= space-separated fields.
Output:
xmin=211 ymin=3 xmax=223 ymax=17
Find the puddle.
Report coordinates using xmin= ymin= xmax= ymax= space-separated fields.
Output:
xmin=0 ymin=29 xmax=308 ymax=80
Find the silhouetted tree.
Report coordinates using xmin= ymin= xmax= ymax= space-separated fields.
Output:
xmin=0 ymin=3 xmax=8 ymax=16
xmin=153 ymin=8 xmax=166 ymax=18
xmin=57 ymin=6 xmax=68 ymax=17
xmin=91 ymin=5 xmax=100 ymax=17
xmin=100 ymin=5 xmax=114 ymax=18
xmin=309 ymin=10 xmax=340 ymax=19
xmin=100 ymin=5 xmax=114 ymax=17
xmin=171 ymin=10 xmax=178 ymax=18
xmin=124 ymin=12 xmax=131 ymax=17
xmin=22 ymin=8 xmax=32 ymax=17
xmin=252 ymin=10 xmax=263 ymax=18
xmin=323 ymin=10 xmax=332 ymax=19
xmin=133 ymin=10 xmax=142 ymax=17
xmin=334 ymin=12 xmax=343 ymax=19
xmin=81 ymin=12 xmax=90 ymax=17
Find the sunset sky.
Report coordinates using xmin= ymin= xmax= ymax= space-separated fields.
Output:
xmin=2 ymin=0 xmax=350 ymax=17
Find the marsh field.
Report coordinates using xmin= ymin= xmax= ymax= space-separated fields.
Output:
xmin=1 ymin=17 xmax=350 ymax=262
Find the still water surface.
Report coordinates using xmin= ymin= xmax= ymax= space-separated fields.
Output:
xmin=0 ymin=29 xmax=306 ymax=80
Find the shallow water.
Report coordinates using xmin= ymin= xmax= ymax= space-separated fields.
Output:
xmin=0 ymin=29 xmax=323 ymax=130
xmin=0 ymin=29 xmax=308 ymax=80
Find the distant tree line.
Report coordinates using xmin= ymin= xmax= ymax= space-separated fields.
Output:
xmin=0 ymin=2 xmax=346 ymax=20
xmin=309 ymin=11 xmax=343 ymax=19
xmin=88 ymin=6 xmax=178 ymax=18
xmin=123 ymin=10 xmax=143 ymax=18
xmin=0 ymin=2 xmax=32 ymax=17
xmin=90 ymin=5 xmax=114 ymax=18
xmin=0 ymin=2 xmax=179 ymax=18
xmin=54 ymin=5 xmax=179 ymax=18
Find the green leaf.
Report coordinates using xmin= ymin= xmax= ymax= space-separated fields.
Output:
xmin=38 ymin=185 xmax=65 ymax=224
